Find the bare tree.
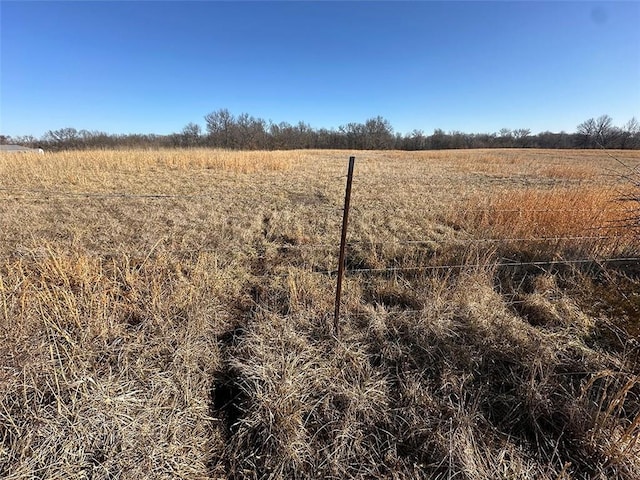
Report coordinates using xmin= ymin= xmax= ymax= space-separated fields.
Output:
xmin=364 ymin=116 xmax=394 ymax=149
xmin=576 ymin=117 xmax=597 ymax=147
xmin=205 ymin=109 xmax=235 ymax=148
xmin=233 ymin=113 xmax=267 ymax=149
xmin=513 ymin=128 xmax=531 ymax=147
xmin=339 ymin=122 xmax=366 ymax=149
xmin=429 ymin=128 xmax=448 ymax=149
xmin=181 ymin=122 xmax=202 ymax=147
xmin=577 ymin=115 xmax=617 ymax=148
xmin=594 ymin=114 xmax=616 ymax=147
xmin=620 ymin=117 xmax=640 ymax=149
xmin=44 ymin=128 xmax=80 ymax=149
xmin=403 ymin=129 xmax=427 ymax=150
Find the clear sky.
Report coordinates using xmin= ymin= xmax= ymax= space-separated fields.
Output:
xmin=1 ymin=1 xmax=639 ymax=138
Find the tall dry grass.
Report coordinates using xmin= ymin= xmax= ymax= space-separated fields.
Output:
xmin=0 ymin=149 xmax=299 ymax=194
xmin=445 ymin=186 xmax=638 ymax=260
xmin=1 ymin=148 xmax=640 ymax=479
xmin=452 ymin=186 xmax=629 ymax=237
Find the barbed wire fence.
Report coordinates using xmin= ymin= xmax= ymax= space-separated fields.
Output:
xmin=1 ymin=154 xmax=639 ymax=335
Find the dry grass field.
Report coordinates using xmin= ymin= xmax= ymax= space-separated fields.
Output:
xmin=1 ymin=148 xmax=639 ymax=479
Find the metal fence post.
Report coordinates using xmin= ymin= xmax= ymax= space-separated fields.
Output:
xmin=334 ymin=156 xmax=356 ymax=337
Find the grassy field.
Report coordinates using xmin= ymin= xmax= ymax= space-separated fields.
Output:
xmin=1 ymin=148 xmax=639 ymax=479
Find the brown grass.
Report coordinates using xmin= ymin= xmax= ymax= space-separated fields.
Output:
xmin=1 ymin=148 xmax=640 ymax=479
xmin=445 ymin=186 xmax=638 ymax=259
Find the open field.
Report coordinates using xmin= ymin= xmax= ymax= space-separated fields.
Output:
xmin=1 ymin=148 xmax=640 ymax=479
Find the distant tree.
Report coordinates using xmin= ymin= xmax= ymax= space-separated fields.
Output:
xmin=75 ymin=129 xmax=108 ymax=148
xmin=473 ymin=132 xmax=497 ymax=148
xmin=594 ymin=115 xmax=617 ymax=147
xmin=625 ymin=117 xmax=640 ymax=135
xmin=458 ymin=132 xmax=476 ymax=149
xmin=296 ymin=121 xmax=316 ymax=149
xmin=339 ymin=122 xmax=366 ymax=149
xmin=446 ymin=131 xmax=465 ymax=149
xmin=232 ymin=113 xmax=267 ymax=149
xmin=576 ymin=118 xmax=597 ymax=147
xmin=181 ymin=122 xmax=202 ymax=147
xmin=363 ymin=116 xmax=394 ymax=149
xmin=0 ymin=135 xmax=11 ymax=145
xmin=268 ymin=121 xmax=287 ymax=149
xmin=316 ymin=127 xmax=344 ymax=149
xmin=535 ymin=131 xmax=566 ymax=148
xmin=513 ymin=128 xmax=531 ymax=147
xmin=402 ymin=129 xmax=427 ymax=150
xmin=13 ymin=135 xmax=38 ymax=147
xmin=43 ymin=128 xmax=80 ymax=149
xmin=84 ymin=130 xmax=114 ymax=149
xmin=205 ymin=109 xmax=235 ymax=148
xmin=619 ymin=117 xmax=640 ymax=149
xmin=498 ymin=128 xmax=513 ymax=147
xmin=498 ymin=128 xmax=512 ymax=136
xmin=429 ymin=128 xmax=447 ymax=149
xmin=577 ymin=115 xmax=616 ymax=148
xmin=393 ymin=132 xmax=403 ymax=149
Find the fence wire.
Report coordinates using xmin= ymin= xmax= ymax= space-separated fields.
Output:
xmin=0 ymin=186 xmax=630 ymax=213
xmin=3 ymin=235 xmax=635 ymax=257
xmin=337 ymin=256 xmax=640 ymax=275
xmin=1 ymin=183 xmax=637 ymax=276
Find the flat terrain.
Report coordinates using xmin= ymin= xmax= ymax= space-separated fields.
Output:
xmin=1 ymin=149 xmax=639 ymax=479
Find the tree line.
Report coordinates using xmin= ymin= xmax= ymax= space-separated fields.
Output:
xmin=2 ymin=112 xmax=638 ymax=151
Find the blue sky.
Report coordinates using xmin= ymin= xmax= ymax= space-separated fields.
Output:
xmin=1 ymin=1 xmax=639 ymax=138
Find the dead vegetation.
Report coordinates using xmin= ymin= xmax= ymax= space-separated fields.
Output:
xmin=1 ymin=148 xmax=639 ymax=479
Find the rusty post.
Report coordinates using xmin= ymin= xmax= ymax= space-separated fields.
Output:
xmin=334 ymin=156 xmax=356 ymax=337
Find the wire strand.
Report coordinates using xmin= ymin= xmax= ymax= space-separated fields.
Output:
xmin=0 ymin=187 xmax=629 ymax=214
xmin=338 ymin=257 xmax=640 ymax=275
